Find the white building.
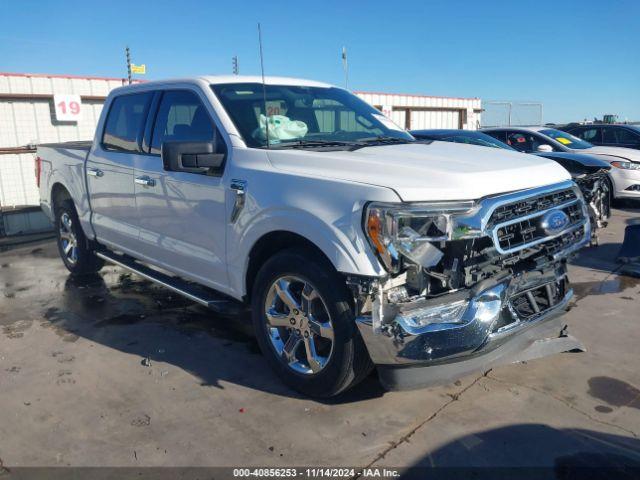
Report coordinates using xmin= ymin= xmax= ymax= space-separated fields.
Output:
xmin=356 ymin=91 xmax=482 ymax=131
xmin=0 ymin=72 xmax=482 ymax=212
xmin=0 ymin=72 xmax=134 ymax=209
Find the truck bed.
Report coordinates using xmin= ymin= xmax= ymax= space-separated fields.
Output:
xmin=38 ymin=141 xmax=92 ymax=151
xmin=37 ymin=141 xmax=93 ymax=226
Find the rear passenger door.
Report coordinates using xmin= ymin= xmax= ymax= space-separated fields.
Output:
xmin=87 ymin=92 xmax=152 ymax=254
xmin=133 ymin=88 xmax=229 ymax=291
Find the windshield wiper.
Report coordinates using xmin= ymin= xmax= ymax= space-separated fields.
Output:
xmin=267 ymin=139 xmax=363 ymax=150
xmin=358 ymin=135 xmax=414 ymax=144
xmin=350 ymin=135 xmax=429 ymax=150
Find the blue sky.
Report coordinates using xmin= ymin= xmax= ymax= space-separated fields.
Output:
xmin=1 ymin=0 xmax=638 ymax=123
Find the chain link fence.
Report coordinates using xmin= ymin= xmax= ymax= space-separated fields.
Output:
xmin=481 ymin=101 xmax=544 ymax=127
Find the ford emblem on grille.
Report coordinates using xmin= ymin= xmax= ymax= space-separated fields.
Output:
xmin=541 ymin=209 xmax=570 ymax=235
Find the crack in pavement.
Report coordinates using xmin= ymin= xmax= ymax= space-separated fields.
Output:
xmin=486 ymin=373 xmax=639 ymax=439
xmin=352 ymin=370 xmax=491 ymax=478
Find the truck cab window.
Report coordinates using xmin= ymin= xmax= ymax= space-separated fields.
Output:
xmin=150 ymin=90 xmax=219 ymax=155
xmin=102 ymin=92 xmax=152 ymax=153
xmin=211 ymin=83 xmax=413 ymax=148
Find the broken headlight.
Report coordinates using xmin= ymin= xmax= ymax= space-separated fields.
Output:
xmin=365 ymin=201 xmax=479 ymax=273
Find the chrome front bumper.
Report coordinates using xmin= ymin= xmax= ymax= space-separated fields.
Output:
xmin=356 ymin=267 xmax=579 ymax=389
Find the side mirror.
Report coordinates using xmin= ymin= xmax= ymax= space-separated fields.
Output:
xmin=162 ymin=141 xmax=225 ymax=174
xmin=536 ymin=144 xmax=553 ymax=153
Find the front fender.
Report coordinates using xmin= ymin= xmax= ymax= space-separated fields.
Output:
xmin=223 ymin=150 xmax=402 ymax=298
xmin=227 ymin=205 xmax=386 ymax=298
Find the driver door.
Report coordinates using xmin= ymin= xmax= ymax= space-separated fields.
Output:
xmin=133 ymin=88 xmax=229 ymax=292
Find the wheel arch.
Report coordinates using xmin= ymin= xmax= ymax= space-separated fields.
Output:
xmin=50 ymin=182 xmax=72 ymax=212
xmin=245 ymin=230 xmax=336 ymax=302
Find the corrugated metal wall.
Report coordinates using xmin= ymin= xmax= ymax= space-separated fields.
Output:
xmin=0 ymin=73 xmax=129 ymax=207
xmin=355 ymin=92 xmax=482 ymax=131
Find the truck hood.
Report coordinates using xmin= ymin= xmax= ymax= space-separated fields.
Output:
xmin=266 ymin=141 xmax=570 ymax=201
xmin=578 ymin=146 xmax=640 ymax=163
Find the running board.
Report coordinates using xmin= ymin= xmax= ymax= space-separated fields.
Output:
xmin=96 ymin=250 xmax=246 ymax=315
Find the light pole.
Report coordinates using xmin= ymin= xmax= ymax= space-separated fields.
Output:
xmin=125 ymin=46 xmax=132 ymax=85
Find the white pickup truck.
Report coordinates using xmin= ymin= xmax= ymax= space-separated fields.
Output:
xmin=37 ymin=76 xmax=590 ymax=397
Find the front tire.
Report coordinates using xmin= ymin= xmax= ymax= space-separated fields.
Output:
xmin=251 ymin=248 xmax=372 ymax=397
xmin=55 ymin=199 xmax=104 ymax=275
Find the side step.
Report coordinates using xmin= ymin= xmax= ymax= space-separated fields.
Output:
xmin=96 ymin=250 xmax=246 ymax=315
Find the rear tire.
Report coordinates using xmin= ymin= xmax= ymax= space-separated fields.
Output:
xmin=251 ymin=248 xmax=373 ymax=398
xmin=54 ymin=199 xmax=104 ymax=275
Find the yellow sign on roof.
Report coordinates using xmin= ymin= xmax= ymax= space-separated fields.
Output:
xmin=131 ymin=64 xmax=146 ymax=75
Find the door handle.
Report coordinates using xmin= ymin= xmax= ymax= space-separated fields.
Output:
xmin=135 ymin=176 xmax=156 ymax=187
xmin=87 ymin=168 xmax=104 ymax=177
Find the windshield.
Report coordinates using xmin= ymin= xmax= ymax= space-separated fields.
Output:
xmin=211 ymin=83 xmax=414 ymax=148
xmin=540 ymin=129 xmax=593 ymax=150
xmin=445 ymin=133 xmax=514 ymax=150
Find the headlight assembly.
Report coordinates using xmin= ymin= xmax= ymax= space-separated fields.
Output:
xmin=611 ymin=160 xmax=640 ymax=170
xmin=365 ymin=201 xmax=479 ymax=273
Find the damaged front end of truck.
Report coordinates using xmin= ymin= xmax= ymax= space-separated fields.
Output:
xmin=349 ymin=180 xmax=590 ymax=390
xmin=574 ymin=169 xmax=611 ymax=244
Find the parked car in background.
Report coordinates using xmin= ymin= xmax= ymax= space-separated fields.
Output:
xmin=35 ymin=76 xmax=591 ymax=397
xmin=561 ymin=124 xmax=640 ymax=151
xmin=409 ymin=129 xmax=513 ymax=150
xmin=482 ymin=126 xmax=640 ymax=201
xmin=411 ymin=129 xmax=611 ymax=240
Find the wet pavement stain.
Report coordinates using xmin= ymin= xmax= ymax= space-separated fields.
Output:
xmin=4 ymin=240 xmax=261 ymax=372
xmin=588 ymin=376 xmax=640 ymax=410
xmin=39 ymin=308 xmax=81 ymax=342
xmin=2 ymin=320 xmax=33 ymax=339
xmin=572 ymin=275 xmax=640 ymax=302
xmin=594 ymin=405 xmax=614 ymax=413
xmin=2 ymin=284 xmax=31 ymax=299
xmin=52 ymin=351 xmax=75 ymax=363
xmin=131 ymin=414 xmax=151 ymax=427
xmin=95 ymin=313 xmax=144 ymax=326
xmin=56 ymin=370 xmax=76 ymax=385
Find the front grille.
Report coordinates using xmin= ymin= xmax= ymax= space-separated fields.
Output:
xmin=488 ymin=188 xmax=577 ymax=226
xmin=495 ymin=202 xmax=584 ymax=252
xmin=538 ymin=225 xmax=585 ymax=256
xmin=508 ymin=276 xmax=568 ymax=321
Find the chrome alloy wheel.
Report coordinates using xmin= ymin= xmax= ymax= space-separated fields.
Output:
xmin=59 ymin=212 xmax=79 ymax=265
xmin=264 ymin=275 xmax=334 ymax=375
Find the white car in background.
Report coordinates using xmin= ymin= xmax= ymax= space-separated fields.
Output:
xmin=482 ymin=126 xmax=640 ymax=201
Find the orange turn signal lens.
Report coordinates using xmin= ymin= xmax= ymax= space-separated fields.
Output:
xmin=367 ymin=210 xmax=386 ymax=255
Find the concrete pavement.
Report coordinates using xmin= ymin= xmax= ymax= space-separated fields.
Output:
xmin=0 ymin=208 xmax=639 ymax=471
